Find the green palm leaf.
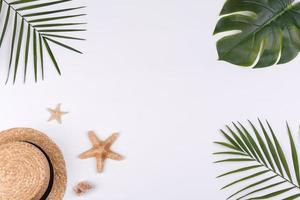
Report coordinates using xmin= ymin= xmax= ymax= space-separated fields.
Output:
xmin=214 ymin=0 xmax=300 ymax=68
xmin=0 ymin=0 xmax=86 ymax=83
xmin=214 ymin=119 xmax=300 ymax=199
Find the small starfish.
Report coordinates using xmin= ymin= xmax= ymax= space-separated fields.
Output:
xmin=47 ymin=103 xmax=68 ymax=124
xmin=79 ymin=131 xmax=124 ymax=173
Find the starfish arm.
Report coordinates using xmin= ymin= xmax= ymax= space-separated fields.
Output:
xmin=96 ymin=156 xmax=105 ymax=173
xmin=88 ymin=131 xmax=101 ymax=146
xmin=107 ymin=151 xmax=123 ymax=161
xmin=56 ymin=103 xmax=62 ymax=110
xmin=104 ymin=133 xmax=119 ymax=148
xmin=48 ymin=116 xmax=55 ymax=122
xmin=79 ymin=149 xmax=95 ymax=159
xmin=47 ymin=108 xmax=54 ymax=113
xmin=57 ymin=117 xmax=62 ymax=124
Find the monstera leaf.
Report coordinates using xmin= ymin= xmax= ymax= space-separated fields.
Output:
xmin=214 ymin=0 xmax=300 ymax=68
xmin=214 ymin=119 xmax=300 ymax=199
xmin=0 ymin=0 xmax=86 ymax=83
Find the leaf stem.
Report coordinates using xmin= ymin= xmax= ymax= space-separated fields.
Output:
xmin=243 ymin=147 xmax=300 ymax=190
xmin=2 ymin=0 xmax=36 ymax=31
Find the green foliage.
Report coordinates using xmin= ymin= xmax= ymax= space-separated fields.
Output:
xmin=0 ymin=0 xmax=86 ymax=83
xmin=214 ymin=119 xmax=300 ymax=199
xmin=214 ymin=0 xmax=300 ymax=68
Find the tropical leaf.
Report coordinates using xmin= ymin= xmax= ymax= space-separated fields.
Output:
xmin=0 ymin=0 xmax=86 ymax=83
xmin=214 ymin=119 xmax=300 ymax=199
xmin=214 ymin=0 xmax=300 ymax=68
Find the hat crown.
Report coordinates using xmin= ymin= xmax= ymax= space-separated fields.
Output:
xmin=0 ymin=142 xmax=50 ymax=200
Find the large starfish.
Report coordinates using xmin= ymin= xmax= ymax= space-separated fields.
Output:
xmin=79 ymin=131 xmax=123 ymax=173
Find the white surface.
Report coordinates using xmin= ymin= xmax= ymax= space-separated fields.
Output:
xmin=1 ymin=0 xmax=300 ymax=199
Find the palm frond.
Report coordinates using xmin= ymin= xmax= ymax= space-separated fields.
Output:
xmin=0 ymin=0 xmax=86 ymax=83
xmin=214 ymin=119 xmax=300 ymax=199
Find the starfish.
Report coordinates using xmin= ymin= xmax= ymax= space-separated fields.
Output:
xmin=47 ymin=103 xmax=68 ymax=124
xmin=79 ymin=131 xmax=124 ymax=173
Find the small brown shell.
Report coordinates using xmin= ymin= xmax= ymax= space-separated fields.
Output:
xmin=73 ymin=181 xmax=94 ymax=196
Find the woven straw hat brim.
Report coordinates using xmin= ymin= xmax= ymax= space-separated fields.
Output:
xmin=0 ymin=128 xmax=67 ymax=200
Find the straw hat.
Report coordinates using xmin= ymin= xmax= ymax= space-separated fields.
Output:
xmin=0 ymin=128 xmax=67 ymax=200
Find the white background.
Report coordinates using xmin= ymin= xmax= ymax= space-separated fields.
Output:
xmin=2 ymin=0 xmax=300 ymax=199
